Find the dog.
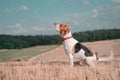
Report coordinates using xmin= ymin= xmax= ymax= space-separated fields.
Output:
xmin=54 ymin=23 xmax=113 ymax=67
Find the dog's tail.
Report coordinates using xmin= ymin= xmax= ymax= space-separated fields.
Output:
xmin=97 ymin=51 xmax=113 ymax=62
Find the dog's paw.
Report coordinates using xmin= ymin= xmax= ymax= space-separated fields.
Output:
xmin=79 ymin=61 xmax=83 ymax=65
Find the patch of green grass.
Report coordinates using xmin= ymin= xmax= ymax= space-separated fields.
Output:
xmin=0 ymin=45 xmax=58 ymax=62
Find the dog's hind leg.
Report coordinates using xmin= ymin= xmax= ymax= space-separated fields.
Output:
xmin=86 ymin=57 xmax=97 ymax=67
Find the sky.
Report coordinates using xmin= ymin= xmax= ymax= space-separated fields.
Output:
xmin=0 ymin=0 xmax=120 ymax=35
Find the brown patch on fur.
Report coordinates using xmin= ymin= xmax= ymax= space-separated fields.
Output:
xmin=59 ymin=24 xmax=70 ymax=36
xmin=72 ymin=45 xmax=76 ymax=55
xmin=72 ymin=47 xmax=75 ymax=55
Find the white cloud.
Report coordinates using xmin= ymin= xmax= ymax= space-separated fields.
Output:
xmin=32 ymin=26 xmax=45 ymax=31
xmin=1 ymin=8 xmax=14 ymax=13
xmin=73 ymin=20 xmax=79 ymax=25
xmin=19 ymin=5 xmax=29 ymax=11
xmin=53 ymin=3 xmax=120 ymax=32
xmin=2 ymin=5 xmax=29 ymax=13
xmin=8 ymin=23 xmax=27 ymax=34
xmin=92 ymin=9 xmax=99 ymax=18
xmin=111 ymin=0 xmax=120 ymax=3
xmin=4 ymin=8 xmax=13 ymax=13
xmin=32 ymin=26 xmax=52 ymax=32
xmin=83 ymin=0 xmax=89 ymax=5
xmin=94 ymin=5 xmax=120 ymax=20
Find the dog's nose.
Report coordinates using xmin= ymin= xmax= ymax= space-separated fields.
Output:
xmin=54 ymin=23 xmax=57 ymax=25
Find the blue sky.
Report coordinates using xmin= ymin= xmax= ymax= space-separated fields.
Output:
xmin=0 ymin=0 xmax=120 ymax=35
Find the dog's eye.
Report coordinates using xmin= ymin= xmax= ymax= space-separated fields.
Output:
xmin=60 ymin=24 xmax=63 ymax=27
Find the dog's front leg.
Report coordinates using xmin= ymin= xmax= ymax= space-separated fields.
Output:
xmin=79 ymin=60 xmax=83 ymax=65
xmin=68 ymin=53 xmax=74 ymax=66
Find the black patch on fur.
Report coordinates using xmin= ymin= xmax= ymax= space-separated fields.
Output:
xmin=74 ymin=43 xmax=93 ymax=57
xmin=74 ymin=43 xmax=82 ymax=53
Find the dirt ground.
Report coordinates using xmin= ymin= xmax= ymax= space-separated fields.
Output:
xmin=0 ymin=39 xmax=120 ymax=80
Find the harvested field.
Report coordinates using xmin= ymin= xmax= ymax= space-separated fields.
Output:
xmin=0 ymin=39 xmax=120 ymax=80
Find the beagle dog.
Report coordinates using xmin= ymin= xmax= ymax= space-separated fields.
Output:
xmin=54 ymin=23 xmax=113 ymax=67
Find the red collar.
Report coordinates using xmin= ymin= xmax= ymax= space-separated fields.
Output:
xmin=61 ymin=36 xmax=72 ymax=42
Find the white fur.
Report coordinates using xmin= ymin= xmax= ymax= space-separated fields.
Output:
xmin=54 ymin=23 xmax=113 ymax=67
xmin=54 ymin=24 xmax=60 ymax=32
xmin=62 ymin=31 xmax=97 ymax=66
xmin=98 ymin=51 xmax=113 ymax=61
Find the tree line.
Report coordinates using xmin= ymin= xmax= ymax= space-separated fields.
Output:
xmin=0 ymin=28 xmax=120 ymax=49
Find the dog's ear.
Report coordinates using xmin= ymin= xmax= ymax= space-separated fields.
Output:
xmin=60 ymin=24 xmax=70 ymax=36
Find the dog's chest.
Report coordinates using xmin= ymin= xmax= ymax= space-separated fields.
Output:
xmin=63 ymin=38 xmax=78 ymax=54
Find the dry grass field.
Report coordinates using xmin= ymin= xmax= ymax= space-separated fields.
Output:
xmin=0 ymin=39 xmax=120 ymax=80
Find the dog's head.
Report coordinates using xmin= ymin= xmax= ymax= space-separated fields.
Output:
xmin=54 ymin=23 xmax=70 ymax=36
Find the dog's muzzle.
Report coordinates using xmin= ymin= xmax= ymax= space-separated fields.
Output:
xmin=54 ymin=23 xmax=60 ymax=32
